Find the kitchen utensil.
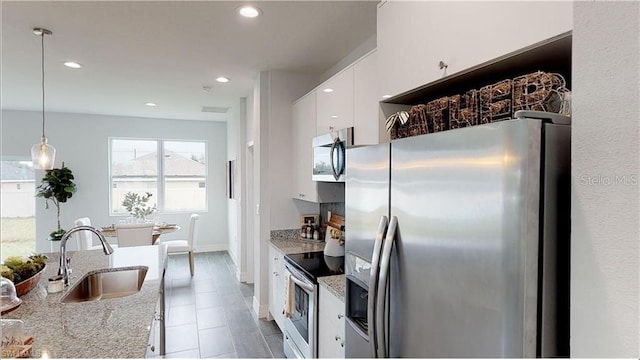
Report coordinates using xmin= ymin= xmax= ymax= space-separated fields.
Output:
xmin=324 ymin=225 xmax=344 ymax=257
xmin=0 ymin=278 xmax=22 ymax=315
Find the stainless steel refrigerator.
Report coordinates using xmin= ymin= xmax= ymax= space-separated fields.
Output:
xmin=344 ymin=118 xmax=570 ymax=358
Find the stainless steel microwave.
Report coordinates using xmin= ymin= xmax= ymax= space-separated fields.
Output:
xmin=312 ymin=127 xmax=353 ymax=182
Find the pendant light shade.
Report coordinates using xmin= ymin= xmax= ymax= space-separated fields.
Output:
xmin=31 ymin=27 xmax=56 ymax=170
xmin=31 ymin=138 xmax=56 ymax=170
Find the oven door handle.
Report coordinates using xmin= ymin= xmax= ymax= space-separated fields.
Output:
xmin=288 ymin=271 xmax=315 ymax=293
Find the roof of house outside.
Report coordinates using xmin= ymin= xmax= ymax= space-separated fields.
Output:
xmin=1 ymin=162 xmax=34 ymax=181
xmin=112 ymin=150 xmax=205 ymax=177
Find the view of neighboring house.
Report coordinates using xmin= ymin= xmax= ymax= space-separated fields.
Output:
xmin=0 ymin=161 xmax=35 ymax=218
xmin=111 ymin=150 xmax=207 ymax=213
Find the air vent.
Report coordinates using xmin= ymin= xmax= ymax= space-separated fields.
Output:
xmin=201 ymin=106 xmax=229 ymax=113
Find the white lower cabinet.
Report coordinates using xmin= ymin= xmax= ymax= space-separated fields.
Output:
xmin=269 ymin=245 xmax=286 ymax=329
xmin=318 ymin=285 xmax=345 ymax=358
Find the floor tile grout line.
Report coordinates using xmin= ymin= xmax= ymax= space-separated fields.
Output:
xmin=167 ymin=251 xmax=284 ymax=359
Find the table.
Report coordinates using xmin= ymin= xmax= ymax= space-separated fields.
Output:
xmin=100 ymin=224 xmax=181 ymax=245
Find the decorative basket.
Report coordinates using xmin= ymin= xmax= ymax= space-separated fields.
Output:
xmin=14 ymin=267 xmax=45 ymax=297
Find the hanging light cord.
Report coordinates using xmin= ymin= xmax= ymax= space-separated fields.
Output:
xmin=40 ymin=31 xmax=46 ymax=139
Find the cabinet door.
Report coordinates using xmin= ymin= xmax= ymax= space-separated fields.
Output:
xmin=292 ymin=93 xmax=319 ymax=202
xmin=377 ymin=1 xmax=573 ymax=97
xmin=269 ymin=245 xmax=285 ymax=329
xmin=318 ymin=286 xmax=345 ymax=358
xmin=317 ymin=67 xmax=354 ymax=135
xmin=353 ymin=50 xmax=380 ymax=145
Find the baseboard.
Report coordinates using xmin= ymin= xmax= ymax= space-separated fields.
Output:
xmin=236 ymin=270 xmax=248 ymax=282
xmin=195 ymin=244 xmax=228 ymax=253
xmin=252 ymin=297 xmax=269 ymax=319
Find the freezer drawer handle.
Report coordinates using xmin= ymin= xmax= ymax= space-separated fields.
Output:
xmin=369 ymin=215 xmax=389 ymax=358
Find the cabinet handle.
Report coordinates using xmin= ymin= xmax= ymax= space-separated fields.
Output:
xmin=274 ymin=257 xmax=278 ymax=261
xmin=335 ymin=335 xmax=342 ymax=341
xmin=273 ymin=272 xmax=279 ymax=277
xmin=329 ymin=126 xmax=334 ymax=131
xmin=149 ymin=345 xmax=155 ymax=352
xmin=299 ymin=193 xmax=305 ymax=197
xmin=337 ymin=314 xmax=344 ymax=319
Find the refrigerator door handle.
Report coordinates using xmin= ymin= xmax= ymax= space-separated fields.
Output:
xmin=368 ymin=215 xmax=388 ymax=358
xmin=376 ymin=216 xmax=397 ymax=358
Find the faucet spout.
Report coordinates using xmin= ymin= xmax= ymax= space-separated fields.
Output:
xmin=58 ymin=225 xmax=114 ymax=287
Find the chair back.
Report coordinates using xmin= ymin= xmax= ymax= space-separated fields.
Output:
xmin=115 ymin=223 xmax=154 ymax=247
xmin=188 ymin=214 xmax=200 ymax=249
xmin=74 ymin=217 xmax=93 ymax=250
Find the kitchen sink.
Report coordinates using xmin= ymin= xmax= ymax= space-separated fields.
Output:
xmin=60 ymin=266 xmax=148 ymax=303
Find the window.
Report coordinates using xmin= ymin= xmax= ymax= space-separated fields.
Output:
xmin=0 ymin=160 xmax=36 ymax=258
xmin=110 ymin=139 xmax=207 ymax=214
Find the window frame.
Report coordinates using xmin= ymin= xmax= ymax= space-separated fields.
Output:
xmin=108 ymin=137 xmax=208 ymax=215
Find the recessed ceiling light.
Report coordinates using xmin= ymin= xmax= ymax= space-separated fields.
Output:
xmin=145 ymin=102 xmax=157 ymax=107
xmin=216 ymin=77 xmax=230 ymax=83
xmin=63 ymin=61 xmax=82 ymax=69
xmin=323 ymin=88 xmax=334 ymax=93
xmin=330 ymin=115 xmax=339 ymax=119
xmin=238 ymin=5 xmax=262 ymax=18
xmin=382 ymin=95 xmax=392 ymax=99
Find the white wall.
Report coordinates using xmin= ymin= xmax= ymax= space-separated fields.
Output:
xmin=227 ymin=100 xmax=240 ymax=267
xmin=227 ymin=96 xmax=251 ymax=282
xmin=251 ymin=70 xmax=319 ymax=318
xmin=0 ymin=110 xmax=228 ymax=254
xmin=572 ymin=1 xmax=640 ymax=357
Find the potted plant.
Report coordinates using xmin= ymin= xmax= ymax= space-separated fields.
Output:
xmin=36 ymin=162 xmax=77 ymax=241
xmin=122 ymin=192 xmax=157 ymax=223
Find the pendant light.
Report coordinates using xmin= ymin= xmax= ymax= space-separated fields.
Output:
xmin=30 ymin=27 xmax=56 ymax=170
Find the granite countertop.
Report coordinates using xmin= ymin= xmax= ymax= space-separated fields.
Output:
xmin=318 ymin=275 xmax=345 ymax=302
xmin=269 ymin=229 xmax=326 ymax=254
xmin=3 ymin=245 xmax=167 ymax=358
xmin=270 ymin=229 xmax=345 ymax=300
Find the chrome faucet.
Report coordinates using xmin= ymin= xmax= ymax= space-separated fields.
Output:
xmin=58 ymin=225 xmax=114 ymax=287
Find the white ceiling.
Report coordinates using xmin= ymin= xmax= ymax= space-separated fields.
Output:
xmin=1 ymin=1 xmax=377 ymax=121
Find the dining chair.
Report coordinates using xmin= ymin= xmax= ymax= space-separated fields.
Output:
xmin=115 ymin=223 xmax=155 ymax=247
xmin=74 ymin=217 xmax=102 ymax=250
xmin=159 ymin=214 xmax=199 ymax=276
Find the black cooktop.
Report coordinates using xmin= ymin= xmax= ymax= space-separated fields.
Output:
xmin=284 ymin=251 xmax=344 ymax=282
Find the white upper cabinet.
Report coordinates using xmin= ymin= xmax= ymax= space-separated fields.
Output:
xmin=316 ymin=67 xmax=354 ymax=135
xmin=353 ymin=50 xmax=380 ymax=145
xmin=292 ymin=92 xmax=319 ymax=202
xmin=377 ymin=1 xmax=573 ymax=97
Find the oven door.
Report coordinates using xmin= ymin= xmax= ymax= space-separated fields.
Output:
xmin=283 ymin=263 xmax=318 ymax=358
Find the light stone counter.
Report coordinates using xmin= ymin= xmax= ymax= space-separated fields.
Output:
xmin=269 ymin=229 xmax=325 ymax=254
xmin=270 ymin=229 xmax=344 ymax=300
xmin=3 ymin=245 xmax=167 ymax=358
xmin=318 ymin=275 xmax=345 ymax=302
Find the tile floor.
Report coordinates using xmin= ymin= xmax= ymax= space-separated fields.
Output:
xmin=163 ymin=251 xmax=285 ymax=358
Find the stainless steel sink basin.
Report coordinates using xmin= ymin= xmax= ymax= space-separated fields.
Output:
xmin=60 ymin=266 xmax=148 ymax=303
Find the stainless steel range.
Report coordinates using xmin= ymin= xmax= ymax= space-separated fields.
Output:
xmin=282 ymin=251 xmax=344 ymax=359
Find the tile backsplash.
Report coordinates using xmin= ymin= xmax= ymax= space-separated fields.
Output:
xmin=320 ymin=202 xmax=345 ymax=224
